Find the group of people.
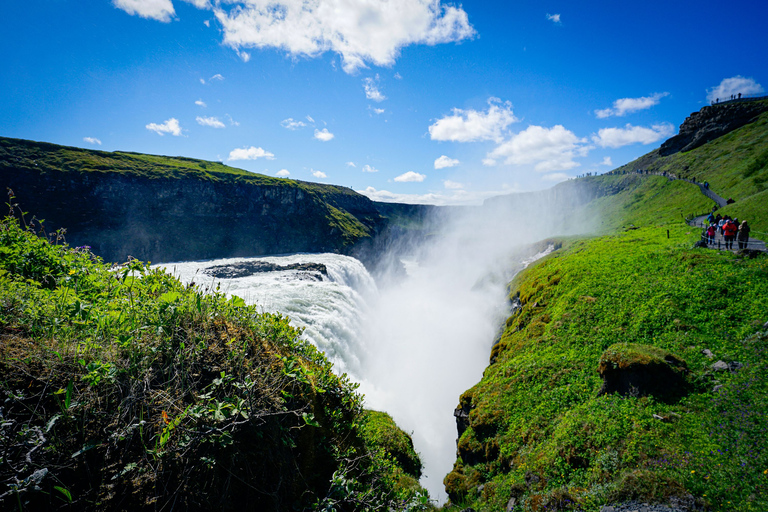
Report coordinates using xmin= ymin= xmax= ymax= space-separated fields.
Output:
xmin=704 ymin=211 xmax=751 ymax=250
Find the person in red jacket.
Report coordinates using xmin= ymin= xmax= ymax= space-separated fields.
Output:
xmin=705 ymin=223 xmax=716 ymax=245
xmin=722 ymin=219 xmax=738 ymax=250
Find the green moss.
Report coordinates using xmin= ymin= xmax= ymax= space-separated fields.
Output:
xmin=446 ymin=225 xmax=768 ymax=511
xmin=598 ymin=343 xmax=683 ymax=371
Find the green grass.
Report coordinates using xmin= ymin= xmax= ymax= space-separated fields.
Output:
xmin=445 ymin=225 xmax=768 ymax=511
xmin=0 ymin=208 xmax=428 ymax=511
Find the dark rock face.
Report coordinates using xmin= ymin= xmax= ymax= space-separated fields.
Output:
xmin=0 ymin=158 xmax=384 ymax=264
xmin=659 ymin=100 xmax=768 ymax=156
xmin=598 ymin=343 xmax=689 ymax=401
xmin=204 ymin=261 xmax=327 ymax=279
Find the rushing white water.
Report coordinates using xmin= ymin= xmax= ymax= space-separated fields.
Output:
xmin=158 ymin=253 xmax=376 ymax=376
xmin=158 ymin=243 xmax=551 ymax=504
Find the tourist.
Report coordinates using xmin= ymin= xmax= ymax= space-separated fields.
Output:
xmin=738 ymin=220 xmax=751 ymax=250
xmin=717 ymin=215 xmax=726 ymax=235
xmin=706 ymin=223 xmax=716 ymax=245
xmin=723 ymin=219 xmax=738 ymax=250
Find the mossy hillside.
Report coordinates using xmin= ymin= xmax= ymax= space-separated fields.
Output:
xmin=360 ymin=411 xmax=425 ymax=499
xmin=612 ymin=108 xmax=768 ymax=232
xmin=565 ymin=174 xmax=713 ymax=233
xmin=0 ymin=211 xmax=430 ymax=511
xmin=446 ymin=225 xmax=768 ymax=511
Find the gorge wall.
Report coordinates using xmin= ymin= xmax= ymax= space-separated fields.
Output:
xmin=0 ymin=136 xmax=391 ymax=264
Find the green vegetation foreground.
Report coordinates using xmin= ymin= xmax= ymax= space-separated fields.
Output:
xmin=444 ymin=178 xmax=768 ymax=510
xmin=0 ymin=201 xmax=428 ymax=511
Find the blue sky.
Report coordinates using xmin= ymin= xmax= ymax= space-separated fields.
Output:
xmin=1 ymin=0 xmax=766 ymax=204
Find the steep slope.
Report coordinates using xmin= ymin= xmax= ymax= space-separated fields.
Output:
xmin=443 ymin=102 xmax=768 ymax=511
xmin=0 ymin=136 xmax=385 ymax=264
xmin=0 ymin=211 xmax=429 ymax=511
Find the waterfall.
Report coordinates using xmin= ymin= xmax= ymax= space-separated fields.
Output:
xmin=158 ymin=244 xmax=552 ymax=504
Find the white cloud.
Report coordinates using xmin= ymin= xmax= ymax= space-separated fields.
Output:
xmin=203 ymin=19 xmax=210 ymax=27
xmin=357 ymin=186 xmax=501 ymax=206
xmin=546 ymin=13 xmax=561 ymax=24
xmin=707 ymin=76 xmax=764 ymax=102
xmin=346 ymin=161 xmax=356 ymax=167
xmin=434 ymin=155 xmax=459 ymax=169
xmin=314 ymin=128 xmax=334 ymax=141
xmin=362 ymin=165 xmax=379 ymax=173
xmin=595 ymin=92 xmax=669 ymax=118
xmin=364 ymin=76 xmax=386 ymax=102
xmin=146 ymin=118 xmax=183 ymax=136
xmin=312 ymin=170 xmax=327 ymax=178
xmin=592 ymin=123 xmax=674 ymax=148
xmin=113 ymin=0 xmax=175 ymax=22
xmin=238 ymin=50 xmax=251 ymax=62
xmin=196 ymin=116 xmax=225 ymax=128
xmin=276 ymin=169 xmax=290 ymax=177
xmin=184 ymin=0 xmax=210 ymax=8
xmin=429 ymin=98 xmax=518 ymax=143
xmin=306 ymin=115 xmax=315 ymax=123
xmin=542 ymin=172 xmax=570 ymax=182
xmin=228 ymin=146 xmax=275 ymax=160
xmin=210 ymin=73 xmax=224 ymax=81
xmin=443 ymin=180 xmax=464 ymax=189
xmin=199 ymin=78 xmax=206 ymax=84
xmin=482 ymin=158 xmax=497 ymax=167
xmin=394 ymin=72 xmax=403 ymax=80
xmin=601 ymin=156 xmax=613 ymax=166
xmin=83 ymin=137 xmax=102 ymax=145
xmin=489 ymin=125 xmax=587 ymax=172
xmin=394 ymin=171 xmax=426 ymax=182
xmin=371 ymin=107 xmax=385 ymax=115
xmin=226 ymin=114 xmax=239 ymax=126
xmin=212 ymin=0 xmax=475 ymax=73
xmin=195 ymin=99 xmax=207 ymax=107
xmin=281 ymin=118 xmax=306 ymax=130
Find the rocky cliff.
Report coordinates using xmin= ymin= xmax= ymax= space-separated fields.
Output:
xmin=0 ymin=136 xmax=387 ymax=263
xmin=659 ymin=98 xmax=768 ymax=156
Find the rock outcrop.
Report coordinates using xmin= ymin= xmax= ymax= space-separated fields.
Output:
xmin=597 ymin=343 xmax=689 ymax=401
xmin=659 ymin=99 xmax=768 ymax=156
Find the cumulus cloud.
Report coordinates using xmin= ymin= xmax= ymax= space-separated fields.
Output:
xmin=196 ymin=116 xmax=225 ymax=128
xmin=83 ymin=137 xmax=102 ymax=145
xmin=281 ymin=118 xmax=307 ymax=130
xmin=211 ymin=0 xmax=475 ymax=73
xmin=362 ymin=165 xmax=379 ymax=173
xmin=595 ymin=92 xmax=669 ymax=118
xmin=429 ymin=98 xmax=518 ymax=143
xmin=601 ymin=156 xmax=613 ymax=166
xmin=312 ymin=170 xmax=327 ymax=178
xmin=707 ymin=76 xmax=764 ymax=102
xmin=314 ymin=128 xmax=334 ymax=141
xmin=346 ymin=161 xmax=356 ymax=167
xmin=394 ymin=171 xmax=426 ymax=183
xmin=184 ymin=0 xmax=210 ymax=8
xmin=276 ymin=169 xmax=290 ymax=177
xmin=434 ymin=155 xmax=459 ymax=169
xmin=227 ymin=146 xmax=275 ymax=160
xmin=592 ymin=123 xmax=674 ymax=148
xmin=443 ymin=180 xmax=464 ymax=189
xmin=364 ymin=76 xmax=386 ymax=102
xmin=371 ymin=107 xmax=385 ymax=115
xmin=113 ymin=0 xmax=175 ymax=22
xmin=357 ymin=186 xmax=501 ymax=206
xmin=546 ymin=13 xmax=561 ymax=24
xmin=195 ymin=99 xmax=207 ymax=107
xmin=488 ymin=125 xmax=587 ymax=172
xmin=146 ymin=118 xmax=183 ymax=136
